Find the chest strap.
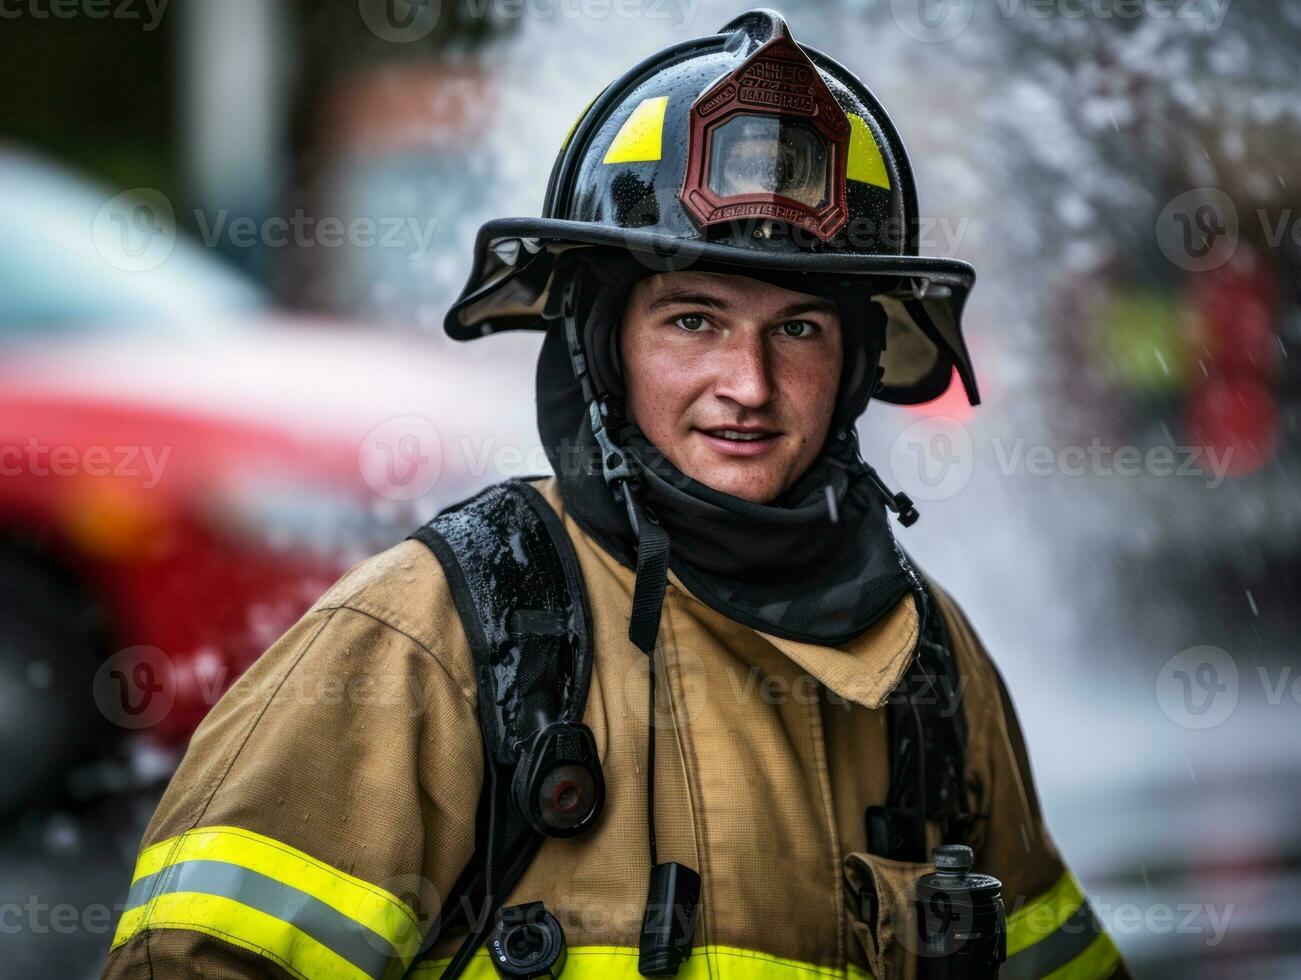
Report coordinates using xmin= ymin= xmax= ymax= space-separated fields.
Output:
xmin=406 ymin=479 xmax=595 ymax=978
xmin=869 ymin=575 xmax=977 ymax=861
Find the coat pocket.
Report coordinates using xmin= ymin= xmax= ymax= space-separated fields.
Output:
xmin=843 ymin=851 xmax=933 ymax=980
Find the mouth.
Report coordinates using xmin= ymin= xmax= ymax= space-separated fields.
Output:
xmin=694 ymin=425 xmax=782 ymax=458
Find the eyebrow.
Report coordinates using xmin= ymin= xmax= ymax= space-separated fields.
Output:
xmin=645 ymin=289 xmax=838 ymax=318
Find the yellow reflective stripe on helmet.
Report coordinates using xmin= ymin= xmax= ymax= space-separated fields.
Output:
xmin=603 ymin=96 xmax=669 ymax=164
xmin=1004 ymin=872 xmax=1122 ymax=980
xmin=846 ymin=114 xmax=891 ymax=190
xmin=410 ymin=943 xmax=875 ymax=978
xmin=111 ymin=826 xmax=421 ymax=979
xmin=560 ymin=92 xmax=600 ymax=153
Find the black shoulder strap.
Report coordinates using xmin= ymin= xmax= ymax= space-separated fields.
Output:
xmin=870 ymin=574 xmax=977 ymax=861
xmin=405 ymin=479 xmax=593 ymax=977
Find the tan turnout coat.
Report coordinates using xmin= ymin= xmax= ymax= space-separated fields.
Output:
xmin=103 ymin=477 xmax=1125 ymax=980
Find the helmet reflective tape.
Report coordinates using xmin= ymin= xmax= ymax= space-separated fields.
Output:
xmin=847 ymin=114 xmax=891 ymax=190
xmin=559 ymin=91 xmax=601 ymax=155
xmin=602 ymin=96 xmax=669 ymax=164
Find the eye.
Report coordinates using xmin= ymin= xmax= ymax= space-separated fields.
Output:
xmin=672 ymin=313 xmax=709 ymax=332
xmin=778 ymin=319 xmax=819 ymax=339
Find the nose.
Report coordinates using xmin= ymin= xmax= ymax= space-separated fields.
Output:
xmin=711 ymin=328 xmax=774 ymax=410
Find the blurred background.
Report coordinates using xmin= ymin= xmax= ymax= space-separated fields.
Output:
xmin=2 ymin=0 xmax=1298 ymax=976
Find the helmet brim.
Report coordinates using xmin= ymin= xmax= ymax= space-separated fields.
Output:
xmin=445 ymin=217 xmax=979 ymax=406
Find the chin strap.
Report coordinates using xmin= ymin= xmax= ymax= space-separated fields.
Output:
xmin=844 ymin=425 xmax=920 ymax=528
xmin=620 ymin=478 xmax=671 ymax=655
xmin=558 ymin=269 xmax=672 ymax=657
xmin=589 ymin=389 xmax=671 ymax=656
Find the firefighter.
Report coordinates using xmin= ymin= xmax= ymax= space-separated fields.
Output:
xmin=104 ymin=10 xmax=1127 ymax=980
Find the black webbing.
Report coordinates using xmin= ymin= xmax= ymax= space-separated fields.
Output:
xmin=628 ymin=507 xmax=670 ymax=657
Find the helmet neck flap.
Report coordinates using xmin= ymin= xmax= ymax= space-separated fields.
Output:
xmin=536 ymin=248 xmax=919 ymax=648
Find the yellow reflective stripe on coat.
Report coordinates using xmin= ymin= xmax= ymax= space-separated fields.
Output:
xmin=111 ymin=826 xmax=421 ymax=980
xmin=411 ymin=944 xmax=875 ymax=978
xmin=1003 ymin=872 xmax=1122 ymax=979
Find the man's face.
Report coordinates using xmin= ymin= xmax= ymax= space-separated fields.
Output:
xmin=619 ymin=270 xmax=843 ymax=504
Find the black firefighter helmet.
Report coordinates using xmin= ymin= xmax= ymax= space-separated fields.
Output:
xmin=445 ymin=8 xmax=979 ymax=409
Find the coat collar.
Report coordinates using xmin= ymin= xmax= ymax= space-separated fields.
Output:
xmin=535 ymin=477 xmax=920 ymax=712
xmin=751 ymin=598 xmax=919 ymax=710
